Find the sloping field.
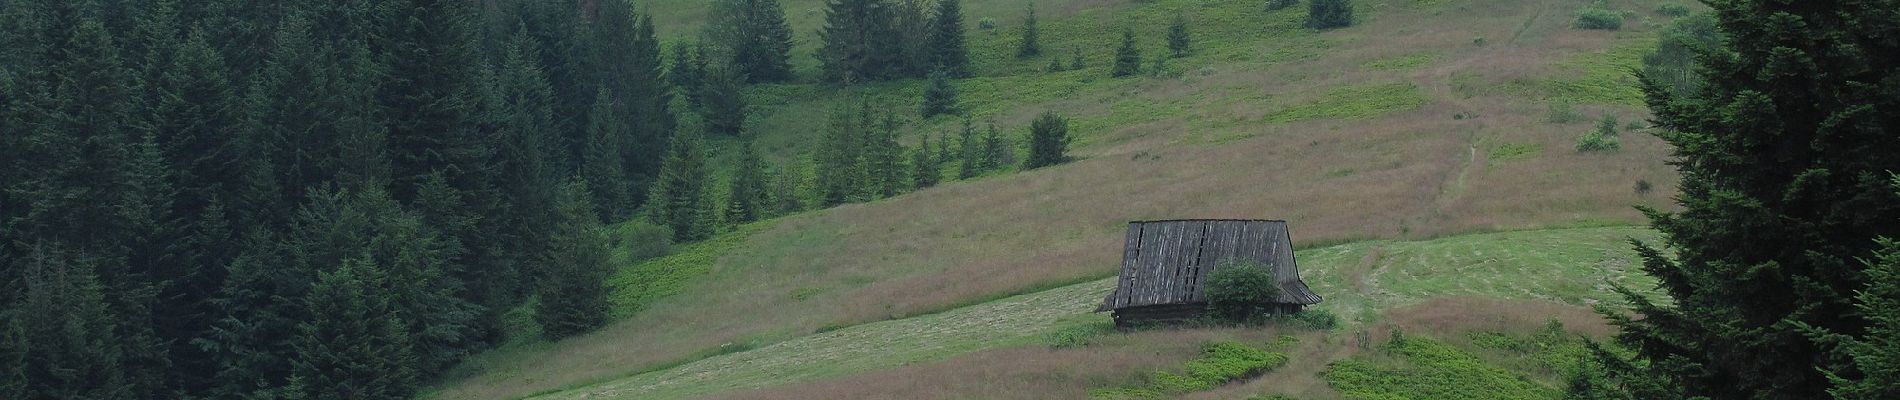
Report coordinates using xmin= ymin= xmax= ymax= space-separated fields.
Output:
xmin=528 ymin=226 xmax=1655 ymax=399
xmin=430 ymin=0 xmax=1683 ymax=397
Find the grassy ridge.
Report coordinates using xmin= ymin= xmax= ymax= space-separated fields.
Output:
xmin=533 ymin=226 xmax=1654 ymax=399
xmin=432 ymin=0 xmax=1683 ymax=396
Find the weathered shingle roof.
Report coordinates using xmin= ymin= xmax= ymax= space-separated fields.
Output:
xmin=1098 ymin=219 xmax=1322 ymax=312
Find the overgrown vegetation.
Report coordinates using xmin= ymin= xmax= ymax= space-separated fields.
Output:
xmin=1093 ymin=341 xmax=1290 ymax=399
xmin=1206 ymin=262 xmax=1283 ymax=322
xmin=1305 ymin=0 xmax=1355 ymax=30
xmin=1326 ymin=335 xmax=1563 ymax=399
xmin=1572 ymin=2 xmax=1625 ymax=30
xmin=1575 ymin=115 xmax=1621 ymax=152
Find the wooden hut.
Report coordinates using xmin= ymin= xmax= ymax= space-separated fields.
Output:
xmin=1097 ymin=219 xmax=1322 ymax=327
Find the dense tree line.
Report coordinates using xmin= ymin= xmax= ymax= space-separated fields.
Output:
xmin=817 ymin=0 xmax=971 ymax=84
xmin=0 ymin=0 xmax=699 ymax=398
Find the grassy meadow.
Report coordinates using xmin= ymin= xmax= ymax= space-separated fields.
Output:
xmin=428 ymin=0 xmax=1691 ymax=398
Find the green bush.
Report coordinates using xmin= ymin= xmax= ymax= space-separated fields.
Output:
xmin=1046 ymin=314 xmax=1114 ymax=348
xmin=1546 ymin=99 xmax=1582 ymax=123
xmin=1276 ymin=308 xmax=1339 ymax=330
xmin=1092 ymin=341 xmax=1289 ymax=398
xmin=611 ymin=220 xmax=674 ymax=262
xmin=1573 ymin=6 xmax=1624 ymax=30
xmin=1205 ymin=262 xmax=1281 ymax=322
xmin=1576 ymin=117 xmax=1622 ymax=152
xmin=1305 ymin=0 xmax=1354 ymax=30
xmin=1656 ymin=2 xmax=1691 ymax=17
xmin=1266 ymin=0 xmax=1298 ymax=12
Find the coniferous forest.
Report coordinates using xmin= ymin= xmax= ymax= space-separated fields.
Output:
xmin=0 ymin=0 xmax=1024 ymax=398
xmin=8 ymin=0 xmax=1893 ymax=399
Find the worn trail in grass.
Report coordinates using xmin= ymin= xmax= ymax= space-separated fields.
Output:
xmin=537 ymin=226 xmax=1656 ymax=399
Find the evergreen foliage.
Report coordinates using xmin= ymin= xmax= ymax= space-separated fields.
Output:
xmin=1025 ymin=111 xmax=1071 ymax=169
xmin=536 ymin=181 xmax=614 ymax=340
xmin=0 ymin=1 xmax=690 ymax=397
xmin=1598 ymin=0 xmax=1900 ymax=398
xmin=926 ymin=0 xmax=971 ymax=77
xmin=912 ymin=133 xmax=942 ymax=189
xmin=699 ymin=63 xmax=749 ymax=137
xmin=727 ymin=144 xmax=771 ymax=224
xmin=866 ymin=113 xmax=910 ymax=198
xmin=816 ymin=103 xmax=872 ymax=205
xmin=921 ymin=69 xmax=960 ymax=117
xmin=1167 ymin=13 xmax=1192 ymax=58
xmin=1112 ymin=29 xmax=1142 ymax=77
xmin=583 ymin=87 xmax=633 ymax=222
xmin=649 ymin=131 xmax=712 ymax=243
xmin=980 ymin=123 xmax=1009 ymax=172
xmin=818 ymin=0 xmax=907 ymax=83
xmin=1305 ymin=0 xmax=1354 ymax=30
xmin=1017 ymin=3 xmax=1041 ymax=58
xmin=670 ymin=43 xmax=708 ymax=108
xmin=957 ymin=118 xmax=981 ymax=179
xmin=706 ymin=0 xmax=796 ymax=83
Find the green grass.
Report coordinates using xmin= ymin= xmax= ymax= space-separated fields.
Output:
xmin=607 ymin=220 xmax=779 ymax=318
xmin=1325 ymin=336 xmax=1562 ymax=400
xmin=532 ymin=279 xmax=1111 ymax=399
xmin=1266 ymin=82 xmax=1429 ymax=123
xmin=1487 ymin=142 xmax=1545 ymax=164
xmin=1092 ymin=340 xmax=1291 ymax=399
xmin=1545 ymin=38 xmax=1657 ymax=106
xmin=530 ymin=226 xmax=1657 ymax=399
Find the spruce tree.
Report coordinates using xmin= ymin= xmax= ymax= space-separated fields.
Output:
xmin=815 ymin=104 xmax=870 ymax=205
xmin=582 ymin=87 xmax=632 ymax=222
xmin=380 ymin=0 xmax=484 ymax=203
xmin=707 ymin=0 xmax=796 ymax=83
xmin=1112 ymin=28 xmax=1142 ymax=77
xmin=1025 ymin=111 xmax=1070 ymax=169
xmin=727 ymin=144 xmax=771 ymax=224
xmin=12 ymin=246 xmax=133 ymax=400
xmin=920 ymin=69 xmax=959 ymax=117
xmin=769 ymin=160 xmax=809 ymax=214
xmin=912 ymin=133 xmax=941 ymax=189
xmin=980 ymin=122 xmax=1008 ymax=171
xmin=893 ymin=0 xmax=934 ymax=78
xmin=647 ymin=130 xmax=711 ymax=242
xmin=925 ymin=0 xmax=970 ymax=77
xmin=536 ymin=181 xmax=613 ymax=339
xmin=494 ymin=30 xmax=562 ymax=266
xmin=866 ymin=112 xmax=909 ymax=198
xmin=1166 ymin=13 xmax=1192 ymax=58
xmin=669 ymin=43 xmax=707 ymax=108
xmin=289 ymin=253 xmax=418 ymax=400
xmin=1305 ymin=0 xmax=1354 ymax=30
xmin=699 ymin=63 xmax=749 ymax=136
xmin=817 ymin=0 xmax=905 ymax=83
xmin=957 ymin=118 xmax=980 ymax=179
xmin=1016 ymin=3 xmax=1040 ymax=58
xmin=1602 ymin=0 xmax=1900 ymax=398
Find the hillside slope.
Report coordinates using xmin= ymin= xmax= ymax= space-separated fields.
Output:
xmin=430 ymin=0 xmax=1681 ymax=398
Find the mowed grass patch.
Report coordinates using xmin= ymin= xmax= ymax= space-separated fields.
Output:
xmin=531 ymin=280 xmax=1114 ymax=400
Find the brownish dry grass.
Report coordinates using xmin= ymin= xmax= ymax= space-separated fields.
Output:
xmin=432 ymin=0 xmax=1678 ymax=397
